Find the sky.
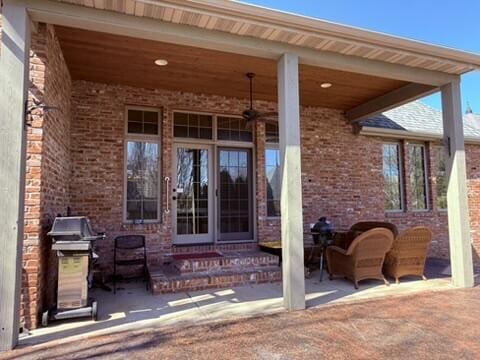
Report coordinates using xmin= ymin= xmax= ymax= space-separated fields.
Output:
xmin=245 ymin=0 xmax=480 ymax=113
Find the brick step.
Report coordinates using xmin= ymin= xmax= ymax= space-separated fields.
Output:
xmin=172 ymin=250 xmax=279 ymax=274
xmin=149 ymin=265 xmax=282 ymax=295
xmin=171 ymin=242 xmax=258 ymax=254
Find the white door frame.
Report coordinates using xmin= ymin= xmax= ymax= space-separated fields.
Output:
xmin=172 ymin=142 xmax=215 ymax=245
xmin=216 ymin=147 xmax=255 ymax=242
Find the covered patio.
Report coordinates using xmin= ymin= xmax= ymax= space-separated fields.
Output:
xmin=6 ymin=283 xmax=480 ymax=360
xmin=18 ymin=261 xmax=454 ymax=347
xmin=1 ymin=0 xmax=479 ymax=351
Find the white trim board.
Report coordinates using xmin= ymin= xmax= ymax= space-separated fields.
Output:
xmin=360 ymin=126 xmax=480 ymax=145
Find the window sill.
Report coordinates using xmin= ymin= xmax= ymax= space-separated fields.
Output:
xmin=265 ymin=216 xmax=281 ymax=221
xmin=123 ymin=220 xmax=162 ymax=225
xmin=385 ymin=210 xmax=405 ymax=216
xmin=409 ymin=211 xmax=435 ymax=217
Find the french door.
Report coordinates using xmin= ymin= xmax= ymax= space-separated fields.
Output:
xmin=172 ymin=144 xmax=253 ymax=244
xmin=172 ymin=144 xmax=214 ymax=244
xmin=217 ymin=148 xmax=253 ymax=241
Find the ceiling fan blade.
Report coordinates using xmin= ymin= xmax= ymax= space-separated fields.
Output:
xmin=245 ymin=120 xmax=255 ymax=130
xmin=258 ymin=111 xmax=278 ymax=118
xmin=254 ymin=111 xmax=278 ymax=122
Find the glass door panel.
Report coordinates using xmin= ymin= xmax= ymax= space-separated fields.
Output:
xmin=218 ymin=148 xmax=253 ymax=241
xmin=173 ymin=144 xmax=213 ymax=244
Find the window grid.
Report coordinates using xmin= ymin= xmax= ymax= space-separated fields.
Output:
xmin=173 ymin=112 xmax=213 ymax=140
xmin=383 ymin=143 xmax=403 ymax=211
xmin=408 ymin=144 xmax=428 ymax=211
xmin=217 ymin=116 xmax=252 ymax=142
xmin=127 ymin=109 xmax=159 ymax=135
xmin=436 ymin=147 xmax=447 ymax=210
xmin=265 ymin=122 xmax=279 ymax=143
xmin=125 ymin=107 xmax=161 ymax=223
xmin=219 ymin=150 xmax=251 ymax=233
xmin=265 ymin=148 xmax=281 ymax=217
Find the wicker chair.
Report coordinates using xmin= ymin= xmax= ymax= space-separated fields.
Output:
xmin=326 ymin=228 xmax=394 ymax=289
xmin=334 ymin=221 xmax=398 ymax=250
xmin=383 ymin=226 xmax=433 ymax=284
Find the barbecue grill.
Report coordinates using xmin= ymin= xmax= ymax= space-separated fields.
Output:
xmin=42 ymin=216 xmax=105 ymax=326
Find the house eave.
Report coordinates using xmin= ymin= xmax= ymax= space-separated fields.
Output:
xmin=48 ymin=0 xmax=480 ymax=76
xmin=170 ymin=0 xmax=480 ymax=69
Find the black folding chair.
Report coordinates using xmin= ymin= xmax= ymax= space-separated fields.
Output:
xmin=113 ymin=235 xmax=149 ymax=294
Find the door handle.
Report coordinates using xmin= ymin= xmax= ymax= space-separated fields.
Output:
xmin=172 ymin=196 xmax=177 ymax=201
xmin=164 ymin=177 xmax=171 ymax=213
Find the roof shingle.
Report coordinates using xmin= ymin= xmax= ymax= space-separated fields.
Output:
xmin=360 ymin=101 xmax=480 ymax=139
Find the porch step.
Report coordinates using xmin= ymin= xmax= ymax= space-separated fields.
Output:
xmin=149 ymin=265 xmax=282 ymax=294
xmin=171 ymin=242 xmax=258 ymax=254
xmin=172 ymin=250 xmax=279 ymax=274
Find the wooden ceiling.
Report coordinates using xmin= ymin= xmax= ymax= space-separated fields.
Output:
xmin=55 ymin=26 xmax=408 ymax=110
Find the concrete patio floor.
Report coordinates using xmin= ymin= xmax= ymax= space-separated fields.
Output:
xmin=2 ymin=280 xmax=479 ymax=359
xmin=13 ymin=260 xmax=454 ymax=349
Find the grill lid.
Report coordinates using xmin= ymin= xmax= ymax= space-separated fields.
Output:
xmin=48 ymin=216 xmax=104 ymax=242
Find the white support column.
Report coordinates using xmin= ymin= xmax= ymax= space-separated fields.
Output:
xmin=277 ymin=53 xmax=305 ymax=310
xmin=441 ymin=80 xmax=474 ymax=288
xmin=0 ymin=0 xmax=30 ymax=351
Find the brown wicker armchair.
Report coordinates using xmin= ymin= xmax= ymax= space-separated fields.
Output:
xmin=327 ymin=228 xmax=394 ymax=289
xmin=383 ymin=226 xmax=433 ymax=284
xmin=334 ymin=221 xmax=398 ymax=250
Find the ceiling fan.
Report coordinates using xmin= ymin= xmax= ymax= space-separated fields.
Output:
xmin=242 ymin=72 xmax=277 ymax=126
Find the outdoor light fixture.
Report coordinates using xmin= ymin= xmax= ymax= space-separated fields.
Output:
xmin=320 ymin=82 xmax=332 ymax=89
xmin=154 ymin=59 xmax=168 ymax=66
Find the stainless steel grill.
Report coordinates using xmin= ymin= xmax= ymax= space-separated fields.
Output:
xmin=42 ymin=216 xmax=105 ymax=326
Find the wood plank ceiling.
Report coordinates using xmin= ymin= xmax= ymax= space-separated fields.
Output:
xmin=55 ymin=26 xmax=408 ymax=110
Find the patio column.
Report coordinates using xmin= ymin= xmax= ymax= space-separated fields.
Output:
xmin=441 ymin=79 xmax=474 ymax=288
xmin=277 ymin=53 xmax=306 ymax=310
xmin=0 ymin=0 xmax=30 ymax=351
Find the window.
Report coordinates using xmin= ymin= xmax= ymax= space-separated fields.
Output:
xmin=217 ymin=116 xmax=252 ymax=142
xmin=265 ymin=122 xmax=279 ymax=143
xmin=408 ymin=144 xmax=428 ymax=210
xmin=383 ymin=143 xmax=403 ymax=211
xmin=125 ymin=108 xmax=161 ymax=222
xmin=265 ymin=122 xmax=281 ymax=217
xmin=265 ymin=148 xmax=281 ymax=217
xmin=127 ymin=109 xmax=159 ymax=135
xmin=173 ymin=112 xmax=213 ymax=139
xmin=436 ymin=147 xmax=447 ymax=210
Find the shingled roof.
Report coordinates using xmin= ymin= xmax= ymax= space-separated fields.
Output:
xmin=360 ymin=101 xmax=480 ymax=140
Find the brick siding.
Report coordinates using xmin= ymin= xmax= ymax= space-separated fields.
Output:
xmin=21 ymin=24 xmax=72 ymax=330
xmin=68 ymin=80 xmax=464 ymax=268
xmin=466 ymin=145 xmax=480 ymax=264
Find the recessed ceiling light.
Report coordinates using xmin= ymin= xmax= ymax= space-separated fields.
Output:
xmin=154 ymin=59 xmax=168 ymax=66
xmin=321 ymin=82 xmax=332 ymax=89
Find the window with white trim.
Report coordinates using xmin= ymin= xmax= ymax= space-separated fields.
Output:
xmin=383 ymin=143 xmax=403 ymax=211
xmin=125 ymin=107 xmax=161 ymax=222
xmin=265 ymin=122 xmax=281 ymax=217
xmin=408 ymin=143 xmax=428 ymax=210
xmin=436 ymin=147 xmax=447 ymax=210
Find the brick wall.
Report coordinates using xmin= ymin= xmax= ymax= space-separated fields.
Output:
xmin=69 ymin=80 xmax=464 ymax=273
xmin=22 ymin=24 xmax=72 ymax=330
xmin=466 ymin=145 xmax=480 ymax=264
xmin=69 ymin=81 xmax=279 ymax=273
